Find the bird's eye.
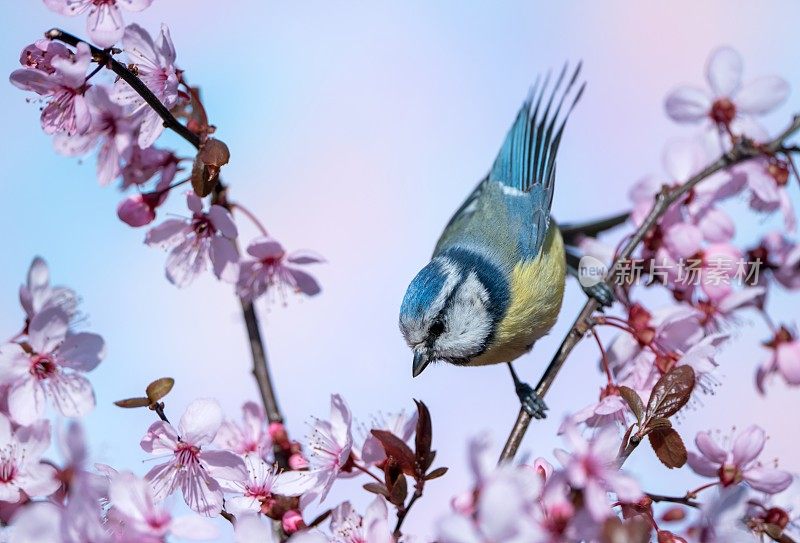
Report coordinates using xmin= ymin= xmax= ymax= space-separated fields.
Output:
xmin=429 ymin=320 xmax=445 ymax=338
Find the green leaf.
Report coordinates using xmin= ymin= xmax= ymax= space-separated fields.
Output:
xmin=146 ymin=377 xmax=174 ymax=403
xmin=114 ymin=397 xmax=150 ymax=408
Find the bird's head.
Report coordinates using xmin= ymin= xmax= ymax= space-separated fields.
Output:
xmin=399 ymin=250 xmax=507 ymax=377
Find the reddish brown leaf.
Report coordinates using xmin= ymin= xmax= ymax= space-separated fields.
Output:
xmin=644 ymin=417 xmax=672 ymax=434
xmin=646 ymin=366 xmax=695 ymax=420
xmin=146 ymin=377 xmax=174 ymax=403
xmin=649 ymin=428 xmax=687 ymax=469
xmin=372 ymin=430 xmax=416 ymax=473
xmin=197 ymin=138 xmax=230 ymax=168
xmin=619 ymin=386 xmax=645 ymax=423
xmin=414 ymin=399 xmax=433 ymax=472
xmin=114 ymin=397 xmax=150 ymax=408
xmin=660 ymin=507 xmax=686 ymax=522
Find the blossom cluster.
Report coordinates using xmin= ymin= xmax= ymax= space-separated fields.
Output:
xmin=5 ymin=3 xmax=800 ymax=543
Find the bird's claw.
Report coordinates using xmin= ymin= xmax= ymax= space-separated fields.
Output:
xmin=583 ymin=282 xmax=614 ymax=308
xmin=515 ymin=382 xmax=548 ymax=419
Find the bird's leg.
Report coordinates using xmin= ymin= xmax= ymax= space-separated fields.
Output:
xmin=507 ymin=363 xmax=548 ymax=419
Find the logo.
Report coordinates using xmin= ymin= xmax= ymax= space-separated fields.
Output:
xmin=578 ymin=255 xmax=608 ymax=288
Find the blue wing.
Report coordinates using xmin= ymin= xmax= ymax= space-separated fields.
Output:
xmin=488 ymin=64 xmax=585 ymax=258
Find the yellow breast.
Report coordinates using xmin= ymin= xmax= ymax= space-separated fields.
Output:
xmin=468 ymin=226 xmax=566 ymax=366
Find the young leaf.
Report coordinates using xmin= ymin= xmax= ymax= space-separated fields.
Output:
xmin=646 ymin=366 xmax=695 ymax=420
xmin=363 ymin=483 xmax=389 ymax=497
xmin=644 ymin=417 xmax=672 ymax=434
xmin=114 ymin=397 xmax=150 ymax=408
xmin=414 ymin=400 xmax=433 ymax=468
xmin=619 ymin=386 xmax=645 ymax=423
xmin=388 ymin=473 xmax=408 ymax=506
xmin=649 ymin=427 xmax=687 ymax=469
xmin=425 ymin=466 xmax=448 ymax=480
xmin=146 ymin=377 xmax=175 ymax=403
xmin=371 ymin=430 xmax=416 ymax=473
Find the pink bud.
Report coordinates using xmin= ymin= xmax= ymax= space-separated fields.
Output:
xmin=288 ymin=453 xmax=308 ymax=470
xmin=281 ymin=510 xmax=305 ymax=534
xmin=117 ymin=194 xmax=156 ymax=227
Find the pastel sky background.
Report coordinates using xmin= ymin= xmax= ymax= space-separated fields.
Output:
xmin=2 ymin=1 xmax=800 ymax=540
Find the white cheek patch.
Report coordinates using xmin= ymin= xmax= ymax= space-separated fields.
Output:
xmin=434 ymin=271 xmax=492 ymax=359
xmin=402 ymin=257 xmax=461 ymax=347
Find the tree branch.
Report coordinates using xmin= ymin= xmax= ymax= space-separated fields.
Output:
xmin=45 ymin=28 xmax=285 ymax=427
xmin=499 ymin=115 xmax=800 ymax=463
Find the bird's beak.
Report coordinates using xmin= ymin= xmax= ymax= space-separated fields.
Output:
xmin=412 ymin=351 xmax=431 ymax=378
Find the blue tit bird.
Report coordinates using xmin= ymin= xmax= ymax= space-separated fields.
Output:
xmin=399 ymin=64 xmax=600 ymax=417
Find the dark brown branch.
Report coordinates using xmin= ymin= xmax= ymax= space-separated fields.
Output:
xmin=393 ymin=491 xmax=422 ymax=538
xmin=499 ymin=115 xmax=800 ymax=463
xmin=46 ymin=28 xmax=285 ymax=429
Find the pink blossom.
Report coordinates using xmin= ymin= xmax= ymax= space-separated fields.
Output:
xmin=237 ymin=236 xmax=323 ymax=303
xmin=688 ymin=425 xmax=793 ymax=494
xmin=223 ymin=453 xmax=314 ymax=516
xmin=665 ymin=46 xmax=789 ymax=138
xmin=111 ymin=24 xmax=179 ymax=147
xmin=214 ymin=401 xmax=272 ymax=457
xmin=735 ymin=158 xmax=797 ymax=232
xmin=10 ymin=42 xmax=92 ymax=135
xmin=145 ymin=192 xmax=239 ymax=287
xmin=44 ymin=0 xmax=154 ymax=48
xmin=438 ymin=436 xmax=544 ymax=543
xmin=108 ymin=471 xmax=219 ymax=542
xmin=120 ymin=145 xmax=179 ymax=189
xmin=554 ymin=422 xmax=642 ymax=521
xmin=117 ymin=191 xmax=165 ymax=227
xmin=0 ymin=307 xmax=104 ymax=425
xmin=329 ymin=498 xmax=394 ymax=543
xmin=758 ymin=232 xmax=800 ymax=289
xmin=0 ymin=415 xmax=59 ymax=503
xmin=6 ymin=502 xmax=69 ymax=543
xmin=696 ymin=287 xmax=765 ymax=331
xmin=18 ymin=39 xmax=71 ymax=74
xmin=357 ymin=408 xmax=417 ymax=467
xmin=18 ymin=256 xmax=78 ymax=324
xmin=757 ymin=326 xmax=800 ymax=393
xmin=569 ymin=387 xmax=629 ymax=429
xmin=301 ymin=394 xmax=354 ymax=502
xmin=53 ymin=85 xmax=135 ymax=186
xmin=140 ymin=398 xmax=246 ymax=516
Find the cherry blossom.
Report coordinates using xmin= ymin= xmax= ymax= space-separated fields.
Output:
xmin=554 ymin=422 xmax=642 ymax=521
xmin=301 ymin=394 xmax=354 ymax=502
xmin=688 ymin=425 xmax=793 ymax=494
xmin=10 ymin=42 xmax=92 ymax=136
xmin=117 ymin=190 xmax=166 ymax=227
xmin=145 ymin=192 xmax=239 ymax=287
xmin=222 ymin=454 xmax=313 ymax=516
xmin=757 ymin=325 xmax=800 ymax=393
xmin=569 ymin=387 xmax=629 ymax=429
xmin=214 ymin=401 xmax=272 ymax=458
xmin=328 ymin=498 xmax=394 ymax=543
xmin=107 ymin=471 xmax=219 ymax=542
xmin=18 ymin=257 xmax=78 ymax=325
xmin=755 ymin=232 xmax=800 ymax=290
xmin=43 ymin=0 xmax=154 ymax=49
xmin=120 ymin=146 xmax=179 ymax=189
xmin=237 ymin=236 xmax=322 ymax=303
xmin=357 ymin=409 xmax=417 ymax=467
xmin=665 ymin=46 xmax=789 ymax=138
xmin=53 ymin=85 xmax=135 ymax=186
xmin=0 ymin=307 xmax=104 ymax=425
xmin=18 ymin=39 xmax=71 ymax=74
xmin=0 ymin=415 xmax=59 ymax=503
xmin=735 ymin=158 xmax=796 ymax=232
xmin=438 ymin=436 xmax=545 ymax=543
xmin=140 ymin=398 xmax=246 ymax=516
xmin=111 ymin=24 xmax=179 ymax=148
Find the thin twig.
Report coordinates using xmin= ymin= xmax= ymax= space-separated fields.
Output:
xmin=646 ymin=492 xmax=700 ymax=509
xmin=393 ymin=491 xmax=421 ymax=538
xmin=46 ymin=28 xmax=285 ymax=430
xmin=498 ymin=115 xmax=800 ymax=463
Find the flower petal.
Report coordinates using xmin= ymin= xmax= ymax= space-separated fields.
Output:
xmin=736 ymin=76 xmax=789 ymax=115
xmin=664 ymin=87 xmax=711 ymax=122
xmin=57 ymin=333 xmax=105 ymax=372
xmin=695 ymin=431 xmax=728 ymax=464
xmin=179 ymin=398 xmax=223 ymax=446
xmin=731 ymin=425 xmax=765 ymax=467
xmin=706 ymin=47 xmax=742 ymax=97
xmin=744 ymin=467 xmax=793 ymax=494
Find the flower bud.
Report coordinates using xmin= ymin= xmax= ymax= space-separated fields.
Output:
xmin=281 ymin=510 xmax=305 ymax=534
